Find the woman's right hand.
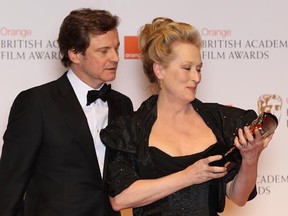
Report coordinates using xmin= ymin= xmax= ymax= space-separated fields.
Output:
xmin=182 ymin=155 xmax=227 ymax=185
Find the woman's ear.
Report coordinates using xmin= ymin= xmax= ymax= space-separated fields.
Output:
xmin=153 ymin=62 xmax=164 ymax=80
xmin=68 ymin=49 xmax=81 ymax=64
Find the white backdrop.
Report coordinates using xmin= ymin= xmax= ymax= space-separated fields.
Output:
xmin=1 ymin=0 xmax=287 ymax=215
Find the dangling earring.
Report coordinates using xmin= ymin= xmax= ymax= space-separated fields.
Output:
xmin=158 ymin=79 xmax=163 ymax=90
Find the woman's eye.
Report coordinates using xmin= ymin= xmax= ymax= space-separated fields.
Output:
xmin=184 ymin=67 xmax=191 ymax=71
xmin=196 ymin=66 xmax=202 ymax=72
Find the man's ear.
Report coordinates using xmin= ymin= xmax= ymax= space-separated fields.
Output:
xmin=68 ymin=49 xmax=81 ymax=64
xmin=153 ymin=62 xmax=164 ymax=80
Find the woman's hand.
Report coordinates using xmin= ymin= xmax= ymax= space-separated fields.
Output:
xmin=182 ymin=155 xmax=227 ymax=185
xmin=226 ymin=126 xmax=274 ymax=206
xmin=234 ymin=126 xmax=274 ymax=165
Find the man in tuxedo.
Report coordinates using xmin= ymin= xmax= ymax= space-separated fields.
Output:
xmin=0 ymin=8 xmax=133 ymax=216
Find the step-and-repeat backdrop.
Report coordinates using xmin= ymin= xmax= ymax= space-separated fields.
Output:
xmin=1 ymin=0 xmax=287 ymax=215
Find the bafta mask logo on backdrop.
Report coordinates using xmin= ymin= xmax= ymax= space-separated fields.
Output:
xmin=124 ymin=36 xmax=141 ymax=59
xmin=257 ymin=94 xmax=283 ymax=121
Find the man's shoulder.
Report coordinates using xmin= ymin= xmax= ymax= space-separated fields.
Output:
xmin=109 ymin=89 xmax=132 ymax=102
xmin=110 ymin=89 xmax=128 ymax=97
xmin=15 ymin=74 xmax=67 ymax=101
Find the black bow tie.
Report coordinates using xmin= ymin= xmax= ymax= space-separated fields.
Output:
xmin=86 ymin=84 xmax=111 ymax=105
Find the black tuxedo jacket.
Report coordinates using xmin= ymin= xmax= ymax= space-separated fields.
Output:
xmin=0 ymin=73 xmax=133 ymax=216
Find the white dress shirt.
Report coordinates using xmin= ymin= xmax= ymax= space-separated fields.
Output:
xmin=67 ymin=69 xmax=108 ymax=177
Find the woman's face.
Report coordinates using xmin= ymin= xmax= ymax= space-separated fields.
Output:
xmin=158 ymin=43 xmax=203 ymax=102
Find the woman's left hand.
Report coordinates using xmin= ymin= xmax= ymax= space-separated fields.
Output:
xmin=234 ymin=126 xmax=274 ymax=165
xmin=227 ymin=126 xmax=274 ymax=206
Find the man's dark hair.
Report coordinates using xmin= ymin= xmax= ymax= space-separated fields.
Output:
xmin=57 ymin=8 xmax=119 ymax=67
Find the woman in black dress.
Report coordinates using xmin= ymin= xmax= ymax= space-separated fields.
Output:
xmin=100 ymin=17 xmax=274 ymax=216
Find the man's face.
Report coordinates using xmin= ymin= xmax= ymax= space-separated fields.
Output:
xmin=71 ymin=29 xmax=120 ymax=89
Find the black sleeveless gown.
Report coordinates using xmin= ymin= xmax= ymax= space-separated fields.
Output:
xmin=132 ymin=146 xmax=220 ymax=216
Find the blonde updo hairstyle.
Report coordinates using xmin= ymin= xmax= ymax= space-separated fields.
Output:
xmin=138 ymin=17 xmax=202 ymax=85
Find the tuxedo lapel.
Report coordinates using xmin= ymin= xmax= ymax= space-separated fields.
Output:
xmin=53 ymin=73 xmax=102 ymax=180
xmin=106 ymin=92 xmax=123 ymax=123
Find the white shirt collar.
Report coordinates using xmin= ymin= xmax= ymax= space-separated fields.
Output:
xmin=67 ymin=69 xmax=105 ymax=107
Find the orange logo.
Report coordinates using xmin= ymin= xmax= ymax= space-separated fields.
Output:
xmin=124 ymin=36 xmax=141 ymax=59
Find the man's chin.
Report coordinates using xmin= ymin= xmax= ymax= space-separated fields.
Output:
xmin=104 ymin=76 xmax=116 ymax=82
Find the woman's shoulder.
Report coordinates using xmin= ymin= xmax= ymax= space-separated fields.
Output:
xmin=100 ymin=95 xmax=157 ymax=153
xmin=193 ymin=98 xmax=257 ymax=120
